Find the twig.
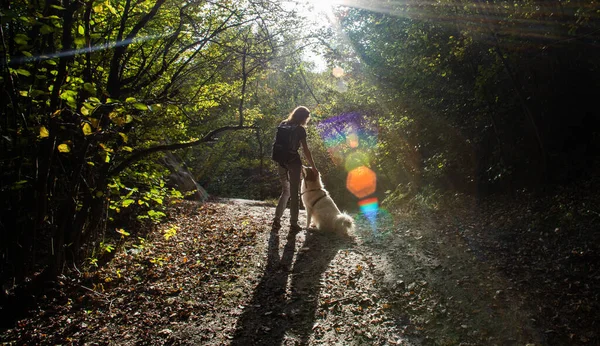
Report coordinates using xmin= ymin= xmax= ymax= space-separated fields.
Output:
xmin=323 ymin=293 xmax=360 ymax=306
xmin=79 ymin=284 xmax=109 ymax=298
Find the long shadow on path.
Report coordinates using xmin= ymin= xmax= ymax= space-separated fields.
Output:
xmin=231 ymin=228 xmax=350 ymax=345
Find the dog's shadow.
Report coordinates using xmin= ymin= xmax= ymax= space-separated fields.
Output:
xmin=231 ymin=228 xmax=352 ymax=345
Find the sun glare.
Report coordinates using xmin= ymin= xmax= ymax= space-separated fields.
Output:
xmin=290 ymin=0 xmax=346 ymax=22
xmin=304 ymin=0 xmax=337 ymax=15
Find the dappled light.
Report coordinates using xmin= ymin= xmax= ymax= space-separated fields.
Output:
xmin=2 ymin=0 xmax=599 ymax=344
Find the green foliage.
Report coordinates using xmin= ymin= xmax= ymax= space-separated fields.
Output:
xmin=0 ymin=0 xmax=308 ymax=284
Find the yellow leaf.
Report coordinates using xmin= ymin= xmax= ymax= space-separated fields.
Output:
xmin=81 ymin=123 xmax=92 ymax=136
xmin=118 ymin=132 xmax=128 ymax=143
xmin=105 ymin=1 xmax=117 ymax=15
xmin=99 ymin=143 xmax=113 ymax=152
xmin=39 ymin=126 xmax=49 ymax=138
xmin=57 ymin=143 xmax=70 ymax=153
xmin=116 ymin=228 xmax=130 ymax=236
xmin=89 ymin=118 xmax=100 ymax=129
xmin=81 ymin=106 xmax=90 ymax=116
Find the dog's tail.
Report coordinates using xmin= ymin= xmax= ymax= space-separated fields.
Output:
xmin=334 ymin=213 xmax=355 ymax=234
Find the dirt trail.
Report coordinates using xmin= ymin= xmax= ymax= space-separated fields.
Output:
xmin=207 ymin=199 xmax=541 ymax=345
xmin=2 ymin=198 xmax=591 ymax=345
xmin=206 ymin=199 xmax=409 ymax=345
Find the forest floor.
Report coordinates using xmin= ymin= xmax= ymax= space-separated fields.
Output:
xmin=1 ymin=184 xmax=599 ymax=345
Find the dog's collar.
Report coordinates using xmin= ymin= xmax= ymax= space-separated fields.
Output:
xmin=302 ymin=188 xmax=328 ymax=209
xmin=310 ymin=192 xmax=328 ymax=209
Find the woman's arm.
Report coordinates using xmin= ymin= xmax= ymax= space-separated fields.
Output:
xmin=300 ymin=138 xmax=318 ymax=175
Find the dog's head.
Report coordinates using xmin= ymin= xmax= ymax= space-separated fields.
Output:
xmin=302 ymin=166 xmax=317 ymax=181
xmin=302 ymin=166 xmax=322 ymax=188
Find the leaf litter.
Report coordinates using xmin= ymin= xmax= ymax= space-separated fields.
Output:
xmin=1 ymin=185 xmax=598 ymax=345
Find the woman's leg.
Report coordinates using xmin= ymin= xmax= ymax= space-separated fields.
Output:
xmin=274 ymin=165 xmax=290 ymax=222
xmin=288 ymin=162 xmax=302 ymax=227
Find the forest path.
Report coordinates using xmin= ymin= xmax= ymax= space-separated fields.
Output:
xmin=0 ymin=198 xmax=560 ymax=345
xmin=176 ymin=198 xmax=541 ymax=345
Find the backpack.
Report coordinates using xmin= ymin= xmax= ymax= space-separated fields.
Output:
xmin=271 ymin=123 xmax=299 ymax=166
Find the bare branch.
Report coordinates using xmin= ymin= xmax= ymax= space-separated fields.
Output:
xmin=108 ymin=125 xmax=258 ymax=178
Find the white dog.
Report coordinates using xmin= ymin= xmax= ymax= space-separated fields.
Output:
xmin=301 ymin=167 xmax=354 ymax=234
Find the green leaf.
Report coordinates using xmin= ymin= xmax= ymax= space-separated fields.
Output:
xmin=133 ymin=103 xmax=148 ymax=111
xmin=14 ymin=34 xmax=29 ymax=45
xmin=19 ymin=16 xmax=36 ymax=25
xmin=121 ymin=199 xmax=135 ymax=207
xmin=40 ymin=25 xmax=54 ymax=34
xmin=83 ymin=82 xmax=95 ymax=93
xmin=30 ymin=90 xmax=46 ymax=98
xmin=125 ymin=97 xmax=137 ymax=103
xmin=16 ymin=69 xmax=31 ymax=76
xmin=74 ymin=37 xmax=86 ymax=47
xmin=78 ymin=25 xmax=85 ymax=35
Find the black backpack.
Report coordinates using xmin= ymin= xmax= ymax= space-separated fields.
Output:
xmin=271 ymin=123 xmax=299 ymax=166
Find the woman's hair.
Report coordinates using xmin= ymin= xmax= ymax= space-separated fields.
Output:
xmin=286 ymin=106 xmax=311 ymax=126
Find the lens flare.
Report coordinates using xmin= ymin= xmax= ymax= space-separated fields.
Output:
xmin=346 ymin=131 xmax=359 ymax=148
xmin=317 ymin=112 xmax=383 ymax=230
xmin=327 ymin=146 xmax=345 ymax=166
xmin=358 ymin=197 xmax=378 ymax=215
xmin=346 ymin=166 xmax=376 ymax=199
xmin=317 ymin=112 xmax=377 ymax=163
xmin=336 ymin=79 xmax=348 ymax=93
xmin=344 ymin=151 xmax=370 ymax=172
xmin=332 ymin=66 xmax=344 ymax=78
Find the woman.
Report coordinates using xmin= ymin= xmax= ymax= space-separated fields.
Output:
xmin=272 ymin=106 xmax=319 ymax=231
